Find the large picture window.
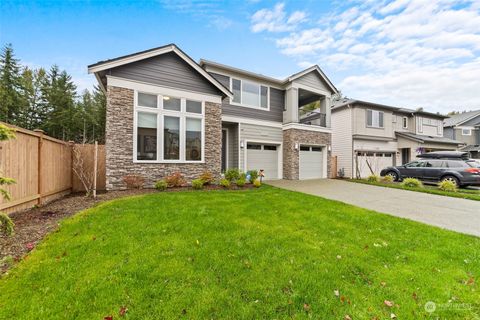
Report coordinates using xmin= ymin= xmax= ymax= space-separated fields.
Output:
xmin=231 ymin=78 xmax=269 ymax=109
xmin=134 ymin=91 xmax=204 ymax=163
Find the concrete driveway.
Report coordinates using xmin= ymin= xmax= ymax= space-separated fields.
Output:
xmin=268 ymin=179 xmax=480 ymax=237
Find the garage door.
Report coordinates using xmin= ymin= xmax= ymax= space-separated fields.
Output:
xmin=246 ymin=143 xmax=279 ymax=180
xmin=299 ymin=145 xmax=324 ymax=180
xmin=355 ymin=152 xmax=394 ymax=178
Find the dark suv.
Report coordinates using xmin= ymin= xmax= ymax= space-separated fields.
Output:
xmin=380 ymin=152 xmax=480 ymax=187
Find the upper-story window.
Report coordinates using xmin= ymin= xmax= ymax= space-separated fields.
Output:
xmin=367 ymin=109 xmax=384 ymax=128
xmin=135 ymin=91 xmax=204 ymax=163
xmin=462 ymin=128 xmax=472 ymax=136
xmin=402 ymin=117 xmax=408 ymax=129
xmin=231 ymin=78 xmax=269 ymax=110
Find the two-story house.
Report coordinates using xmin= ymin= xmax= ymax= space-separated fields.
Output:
xmin=88 ymin=44 xmax=337 ymax=190
xmin=443 ymin=110 xmax=480 ymax=159
xmin=331 ymin=99 xmax=464 ymax=178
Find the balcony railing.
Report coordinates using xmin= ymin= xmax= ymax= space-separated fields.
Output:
xmin=298 ymin=110 xmax=327 ymax=127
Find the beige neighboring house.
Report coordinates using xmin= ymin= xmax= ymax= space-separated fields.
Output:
xmin=331 ymin=99 xmax=464 ymax=178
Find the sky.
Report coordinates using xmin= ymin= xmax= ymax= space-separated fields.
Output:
xmin=1 ymin=0 xmax=479 ymax=113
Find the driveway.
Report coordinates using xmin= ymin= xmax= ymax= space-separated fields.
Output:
xmin=268 ymin=179 xmax=480 ymax=237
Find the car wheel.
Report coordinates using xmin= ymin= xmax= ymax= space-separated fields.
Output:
xmin=386 ymin=171 xmax=398 ymax=181
xmin=441 ymin=175 xmax=460 ymax=187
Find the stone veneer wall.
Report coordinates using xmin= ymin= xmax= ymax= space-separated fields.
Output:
xmin=283 ymin=129 xmax=331 ymax=179
xmin=105 ymin=85 xmax=222 ymax=190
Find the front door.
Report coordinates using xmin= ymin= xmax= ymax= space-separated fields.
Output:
xmin=221 ymin=130 xmax=227 ymax=172
xmin=401 ymin=148 xmax=410 ymax=165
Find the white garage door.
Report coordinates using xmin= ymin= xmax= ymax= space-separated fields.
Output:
xmin=299 ymin=145 xmax=324 ymax=180
xmin=355 ymin=152 xmax=394 ymax=178
xmin=246 ymin=143 xmax=279 ymax=180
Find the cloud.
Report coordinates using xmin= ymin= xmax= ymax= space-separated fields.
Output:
xmin=251 ymin=0 xmax=480 ymax=112
xmin=251 ymin=3 xmax=307 ymax=33
xmin=159 ymin=0 xmax=233 ymax=31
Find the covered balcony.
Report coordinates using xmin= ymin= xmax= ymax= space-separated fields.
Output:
xmin=283 ymin=87 xmax=331 ymax=128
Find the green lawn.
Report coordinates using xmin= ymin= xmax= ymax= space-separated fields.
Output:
xmin=349 ymin=178 xmax=480 ymax=201
xmin=0 ymin=187 xmax=479 ymax=319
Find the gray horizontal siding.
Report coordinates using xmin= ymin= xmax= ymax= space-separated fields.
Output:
xmin=294 ymin=71 xmax=331 ymax=93
xmin=109 ymin=52 xmax=222 ymax=96
xmin=210 ymin=72 xmax=284 ymax=122
xmin=239 ymin=123 xmax=283 ymax=171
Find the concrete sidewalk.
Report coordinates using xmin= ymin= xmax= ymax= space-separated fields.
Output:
xmin=268 ymin=179 xmax=480 ymax=237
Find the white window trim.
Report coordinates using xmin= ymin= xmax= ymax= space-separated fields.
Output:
xmin=402 ymin=116 xmax=408 ymax=129
xmin=230 ymin=77 xmax=270 ymax=111
xmin=133 ymin=90 xmax=205 ymax=164
xmin=462 ymin=128 xmax=472 ymax=136
xmin=366 ymin=109 xmax=384 ymax=129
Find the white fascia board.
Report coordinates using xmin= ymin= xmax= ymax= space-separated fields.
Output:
xmin=88 ymin=45 xmax=175 ymax=73
xmin=107 ymin=76 xmax=223 ymax=104
xmin=282 ymin=123 xmax=332 ymax=133
xmin=221 ymin=115 xmax=283 ymax=128
xmin=286 ymin=66 xmax=338 ymax=94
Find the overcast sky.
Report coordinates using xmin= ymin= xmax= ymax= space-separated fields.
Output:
xmin=1 ymin=0 xmax=479 ymax=113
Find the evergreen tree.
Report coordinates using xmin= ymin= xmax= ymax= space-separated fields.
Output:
xmin=0 ymin=44 xmax=23 ymax=124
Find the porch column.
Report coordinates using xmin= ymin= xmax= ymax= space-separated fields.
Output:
xmin=323 ymin=96 xmax=331 ymax=128
xmin=284 ymin=87 xmax=299 ymax=123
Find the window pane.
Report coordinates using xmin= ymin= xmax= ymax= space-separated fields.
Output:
xmin=164 ymin=116 xmax=180 ymax=160
xmin=163 ymin=96 xmax=181 ymax=111
xmin=367 ymin=110 xmax=373 ymax=126
xmin=138 ymin=93 xmax=157 ymax=108
xmin=260 ymin=86 xmax=268 ymax=108
xmin=137 ymin=112 xmax=157 ymax=160
xmin=186 ymin=100 xmax=202 ymax=114
xmin=311 ymin=147 xmax=322 ymax=152
xmin=247 ymin=143 xmax=261 ymax=150
xmin=379 ymin=112 xmax=384 ymax=127
xmin=232 ymin=79 xmax=241 ymax=103
xmin=186 ymin=118 xmax=202 ymax=161
xmin=242 ymin=81 xmax=260 ymax=107
xmin=300 ymin=146 xmax=310 ymax=151
xmin=264 ymin=145 xmax=277 ymax=151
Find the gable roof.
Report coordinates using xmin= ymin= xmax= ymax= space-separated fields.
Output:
xmin=443 ymin=110 xmax=480 ymax=127
xmin=88 ymin=44 xmax=233 ymax=98
xmin=200 ymin=60 xmax=338 ymax=94
xmin=286 ymin=65 xmax=338 ymax=94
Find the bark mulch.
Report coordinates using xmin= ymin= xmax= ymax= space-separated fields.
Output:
xmin=0 ymin=184 xmax=255 ymax=274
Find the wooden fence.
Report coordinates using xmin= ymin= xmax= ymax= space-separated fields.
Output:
xmin=0 ymin=122 xmax=106 ymax=214
xmin=330 ymin=156 xmax=337 ymax=178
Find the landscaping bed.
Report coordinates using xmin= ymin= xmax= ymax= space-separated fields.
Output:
xmin=0 ymin=186 xmax=478 ymax=319
xmin=347 ymin=178 xmax=480 ymax=201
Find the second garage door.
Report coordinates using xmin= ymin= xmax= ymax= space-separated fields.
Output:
xmin=355 ymin=152 xmax=394 ymax=178
xmin=299 ymin=145 xmax=324 ymax=180
xmin=246 ymin=143 xmax=279 ymax=180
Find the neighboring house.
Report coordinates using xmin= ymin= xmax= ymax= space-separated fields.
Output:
xmin=331 ymin=99 xmax=464 ymax=178
xmin=443 ymin=110 xmax=480 ymax=159
xmin=88 ymin=44 xmax=337 ymax=190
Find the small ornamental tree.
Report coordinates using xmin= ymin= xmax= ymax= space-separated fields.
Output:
xmin=0 ymin=124 xmax=16 ymax=236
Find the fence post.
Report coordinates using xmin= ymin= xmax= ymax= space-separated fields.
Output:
xmin=93 ymin=141 xmax=98 ymax=198
xmin=33 ymin=129 xmax=44 ymax=205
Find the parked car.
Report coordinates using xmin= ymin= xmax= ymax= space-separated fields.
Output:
xmin=380 ymin=152 xmax=480 ymax=187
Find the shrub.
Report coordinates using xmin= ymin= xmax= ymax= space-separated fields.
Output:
xmin=401 ymin=178 xmax=423 ymax=188
xmin=192 ymin=179 xmax=204 ymax=190
xmin=366 ymin=174 xmax=379 ymax=183
xmin=154 ymin=180 xmax=168 ymax=191
xmin=165 ymin=172 xmax=186 ymax=187
xmin=224 ymin=168 xmax=240 ymax=182
xmin=199 ymin=171 xmax=214 ymax=185
xmin=219 ymin=178 xmax=231 ymax=188
xmin=247 ymin=170 xmax=259 ymax=183
xmin=438 ymin=180 xmax=457 ymax=192
xmin=381 ymin=175 xmax=394 ymax=184
xmin=0 ymin=213 xmax=14 ymax=236
xmin=236 ymin=178 xmax=246 ymax=187
xmin=239 ymin=172 xmax=247 ymax=181
xmin=123 ymin=175 xmax=145 ymax=189
xmin=253 ymin=179 xmax=261 ymax=188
